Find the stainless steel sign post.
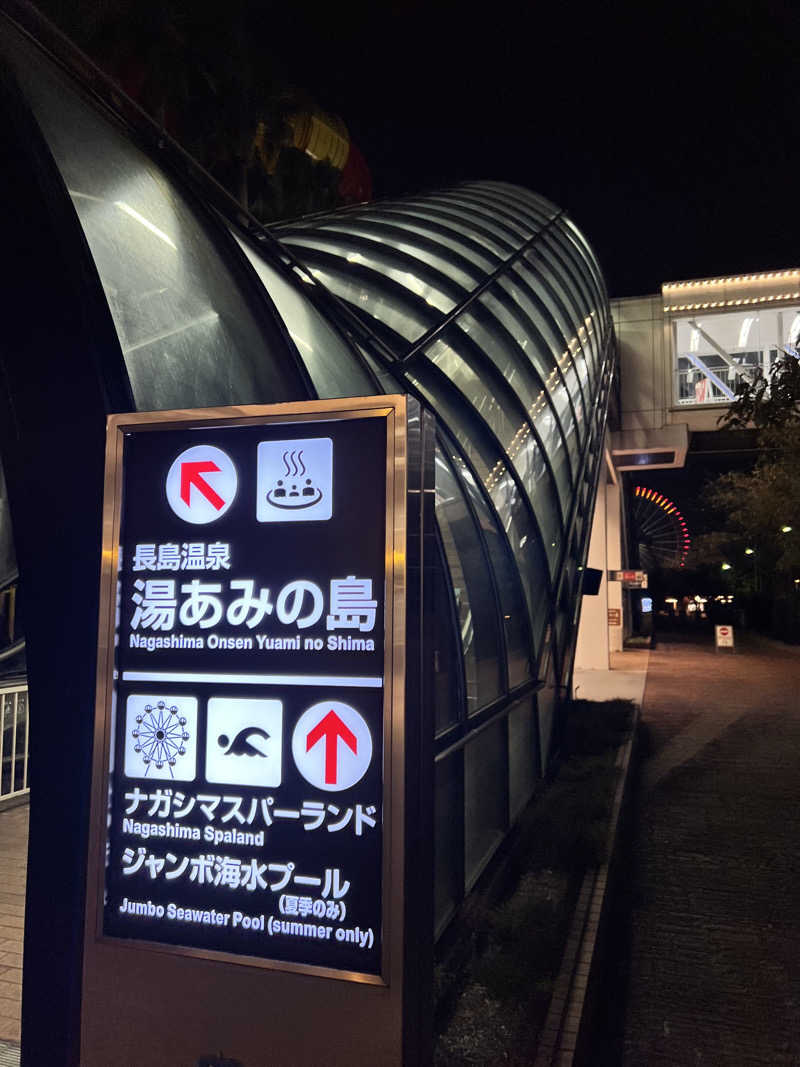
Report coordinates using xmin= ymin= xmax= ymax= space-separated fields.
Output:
xmin=82 ymin=395 xmax=430 ymax=1066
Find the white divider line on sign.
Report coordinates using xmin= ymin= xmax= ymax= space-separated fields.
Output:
xmin=121 ymin=671 xmax=384 ymax=688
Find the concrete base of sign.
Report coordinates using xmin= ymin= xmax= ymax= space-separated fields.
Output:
xmin=82 ymin=946 xmax=404 ymax=1066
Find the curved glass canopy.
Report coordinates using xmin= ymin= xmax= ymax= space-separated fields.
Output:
xmin=0 ymin=5 xmax=617 ymax=932
xmin=275 ymin=182 xmax=613 ymax=681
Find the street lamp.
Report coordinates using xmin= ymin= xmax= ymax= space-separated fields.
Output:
xmin=721 ymin=562 xmax=732 ymax=571
xmin=781 ymin=525 xmax=793 ymax=534
xmin=744 ymin=547 xmax=755 ymax=555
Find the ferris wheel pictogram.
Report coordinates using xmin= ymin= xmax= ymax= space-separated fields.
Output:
xmin=132 ymin=700 xmax=190 ymax=776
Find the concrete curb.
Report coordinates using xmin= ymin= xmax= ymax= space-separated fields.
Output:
xmin=533 ymin=705 xmax=640 ymax=1067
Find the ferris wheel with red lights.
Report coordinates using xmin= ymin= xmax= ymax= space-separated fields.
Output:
xmin=632 ymin=486 xmax=691 ymax=569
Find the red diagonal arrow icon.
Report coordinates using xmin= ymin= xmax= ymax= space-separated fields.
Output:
xmin=306 ymin=710 xmax=358 ymax=785
xmin=180 ymin=461 xmax=225 ymax=510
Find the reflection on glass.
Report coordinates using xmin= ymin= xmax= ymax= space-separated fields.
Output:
xmin=446 ymin=445 xmax=531 ymax=689
xmin=315 ymin=220 xmax=481 ymax=293
xmin=467 ymin=300 xmax=573 ymax=508
xmin=412 ymin=198 xmax=511 ymax=258
xmin=427 ymin=195 xmax=519 ymax=252
xmin=434 ymin=752 xmax=462 ymax=933
xmin=5 ymin=28 xmax=302 ymax=412
xmin=286 ymin=234 xmax=457 ymax=315
xmin=465 ymin=719 xmax=507 ymax=887
xmin=234 ymin=235 xmax=374 ymax=398
xmin=372 ymin=206 xmax=499 ymax=272
xmin=541 ymin=232 xmax=601 ymax=377
xmin=430 ymin=537 xmax=464 ymax=735
xmin=536 ymin=676 xmax=557 ymax=776
xmin=494 ymin=272 xmax=582 ymax=459
xmin=506 ymin=267 xmax=587 ymax=440
xmin=524 ymin=249 xmax=593 ymax=392
xmin=449 ymin=188 xmax=534 ymax=241
xmin=407 ymin=371 xmax=549 ymax=654
xmin=509 ymin=697 xmax=539 ymax=818
xmin=298 ymin=263 xmax=431 ymax=343
xmin=435 ymin=447 xmax=503 ymax=714
xmin=424 ymin=337 xmax=562 ymax=572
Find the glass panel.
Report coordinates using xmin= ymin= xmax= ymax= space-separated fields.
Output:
xmin=424 ymin=336 xmax=562 ymax=574
xmin=446 ymin=190 xmax=534 ymax=242
xmin=286 ymin=234 xmax=457 ymax=315
xmin=370 ymin=207 xmax=499 ymax=272
xmin=233 ymin=236 xmax=374 ymax=398
xmin=356 ymin=346 xmax=402 ymax=392
xmin=504 ymin=268 xmax=587 ymax=443
xmin=480 ymin=182 xmax=557 ymax=225
xmin=672 ymin=308 xmax=796 ymax=406
xmin=462 ymin=184 xmax=550 ymax=233
xmin=540 ymin=233 xmax=600 ymax=379
xmin=464 ymin=719 xmax=507 ymax=887
xmin=4 ymin=27 xmax=303 ymax=412
xmin=443 ymin=439 xmax=531 ymax=689
xmin=434 ymin=751 xmax=463 ymax=934
xmin=536 ymin=671 xmax=557 ymax=775
xmin=412 ymin=199 xmax=512 ymax=258
xmin=430 ymin=535 xmax=464 ymax=735
xmin=509 ymin=697 xmax=539 ymax=818
xmin=465 ymin=302 xmax=573 ymax=508
xmin=406 ymin=370 xmax=549 ymax=654
xmin=563 ymin=217 xmax=608 ymax=311
xmin=525 ymin=249 xmax=594 ymax=391
xmin=430 ymin=196 xmax=519 ymax=252
xmin=435 ymin=447 xmax=503 ymax=714
xmin=487 ymin=288 xmax=579 ymax=478
xmin=317 ymin=221 xmax=481 ymax=293
xmin=297 ymin=262 xmax=431 ymax=343
xmin=547 ymin=227 xmax=605 ymax=352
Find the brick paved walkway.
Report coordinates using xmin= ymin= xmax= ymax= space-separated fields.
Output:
xmin=0 ymin=804 xmax=26 ymax=1045
xmin=621 ymin=631 xmax=800 ymax=1065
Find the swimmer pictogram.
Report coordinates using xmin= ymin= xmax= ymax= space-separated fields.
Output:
xmin=218 ymin=726 xmax=271 ymax=757
xmin=206 ymin=698 xmax=283 ymax=786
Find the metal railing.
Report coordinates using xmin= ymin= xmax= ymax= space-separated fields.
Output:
xmin=0 ymin=682 xmax=29 ymax=801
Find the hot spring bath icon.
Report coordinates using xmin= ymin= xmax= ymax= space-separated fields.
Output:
xmin=266 ymin=449 xmax=323 ymax=510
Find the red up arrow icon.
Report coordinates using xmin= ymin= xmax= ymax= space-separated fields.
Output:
xmin=180 ymin=461 xmax=225 ymax=510
xmin=306 ymin=710 xmax=358 ymax=785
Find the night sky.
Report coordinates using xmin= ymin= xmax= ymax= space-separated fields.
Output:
xmin=33 ymin=0 xmax=799 ymax=540
xmin=262 ymin=0 xmax=800 ymax=297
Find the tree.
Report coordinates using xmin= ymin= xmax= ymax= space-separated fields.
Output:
xmin=687 ymin=353 xmax=800 ymax=634
xmin=721 ymin=350 xmax=800 ymax=430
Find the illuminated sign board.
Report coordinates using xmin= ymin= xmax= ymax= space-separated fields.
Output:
xmin=89 ymin=398 xmax=408 ymax=982
xmin=610 ymin=569 xmax=648 ymax=588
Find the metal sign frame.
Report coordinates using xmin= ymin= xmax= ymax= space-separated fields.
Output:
xmin=85 ymin=396 xmax=409 ymax=995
